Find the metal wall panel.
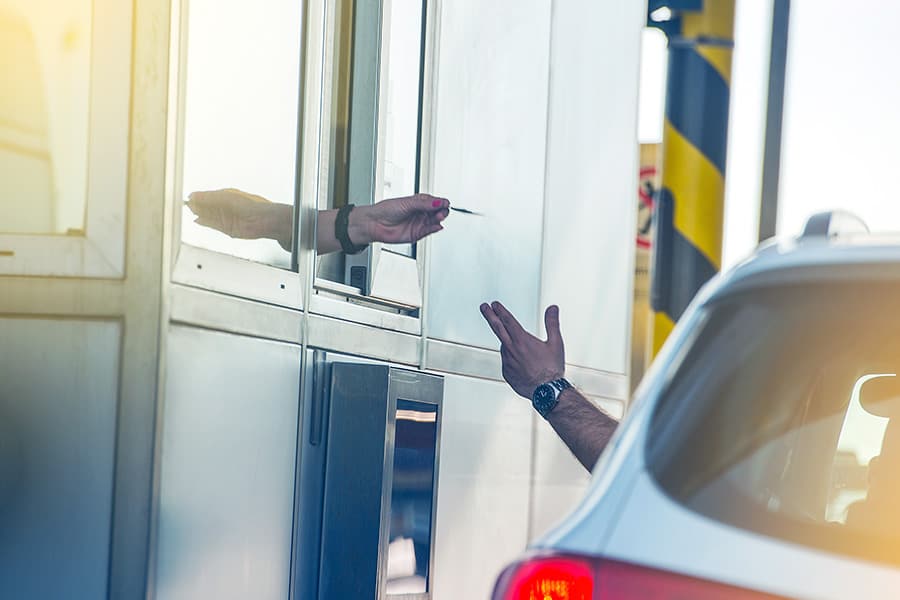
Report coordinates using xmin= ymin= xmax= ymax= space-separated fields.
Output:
xmin=425 ymin=0 xmax=551 ymax=349
xmin=154 ymin=326 xmax=300 ymax=600
xmin=539 ymin=0 xmax=643 ymax=374
xmin=430 ymin=374 xmax=533 ymax=599
xmin=530 ymin=394 xmax=624 ymax=540
xmin=529 ymin=417 xmax=591 ymax=542
xmin=0 ymin=318 xmax=119 ymax=599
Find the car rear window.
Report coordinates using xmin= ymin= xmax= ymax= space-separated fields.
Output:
xmin=646 ymin=283 xmax=900 ymax=567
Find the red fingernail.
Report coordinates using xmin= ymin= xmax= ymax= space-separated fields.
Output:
xmin=432 ymin=200 xmax=442 ymax=207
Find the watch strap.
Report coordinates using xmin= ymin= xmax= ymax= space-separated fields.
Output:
xmin=335 ymin=204 xmax=368 ymax=255
xmin=549 ymin=378 xmax=572 ymax=393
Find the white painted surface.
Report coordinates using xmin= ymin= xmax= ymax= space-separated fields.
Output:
xmin=155 ymin=326 xmax=300 ymax=600
xmin=424 ymin=0 xmax=641 ymax=374
xmin=0 ymin=318 xmax=120 ymax=599
xmin=425 ymin=0 xmax=552 ymax=348
xmin=539 ymin=0 xmax=643 ymax=375
xmin=431 ymin=375 xmax=533 ymax=599
xmin=172 ymin=244 xmax=302 ymax=310
xmin=529 ymin=394 xmax=624 ymax=543
xmin=369 ymin=247 xmax=423 ymax=307
xmin=529 ymin=415 xmax=591 ymax=542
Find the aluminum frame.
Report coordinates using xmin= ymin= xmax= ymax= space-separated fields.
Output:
xmin=316 ymin=0 xmax=432 ymax=309
xmin=380 ymin=368 xmax=444 ymax=600
xmin=166 ymin=0 xmax=308 ymax=308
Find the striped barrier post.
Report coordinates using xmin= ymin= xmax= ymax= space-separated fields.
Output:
xmin=649 ymin=0 xmax=735 ymax=357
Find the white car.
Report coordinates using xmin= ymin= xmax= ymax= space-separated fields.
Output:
xmin=492 ymin=212 xmax=900 ymax=599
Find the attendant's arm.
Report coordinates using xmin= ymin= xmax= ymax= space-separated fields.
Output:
xmin=316 ymin=194 xmax=449 ymax=255
xmin=186 ymin=189 xmax=449 ymax=255
xmin=479 ymin=301 xmax=619 ymax=471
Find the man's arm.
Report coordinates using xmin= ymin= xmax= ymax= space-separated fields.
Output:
xmin=546 ymin=387 xmax=619 ymax=471
xmin=479 ymin=301 xmax=619 ymax=471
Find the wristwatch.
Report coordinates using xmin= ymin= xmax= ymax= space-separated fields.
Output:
xmin=532 ymin=378 xmax=572 ymax=418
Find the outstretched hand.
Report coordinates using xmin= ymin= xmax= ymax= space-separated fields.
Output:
xmin=479 ymin=302 xmax=565 ymax=399
xmin=352 ymin=194 xmax=450 ymax=245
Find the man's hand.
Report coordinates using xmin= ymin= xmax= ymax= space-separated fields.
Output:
xmin=479 ymin=302 xmax=565 ymax=399
xmin=186 ymin=188 xmax=292 ymax=250
xmin=350 ymin=194 xmax=450 ymax=246
xmin=481 ymin=301 xmax=618 ymax=472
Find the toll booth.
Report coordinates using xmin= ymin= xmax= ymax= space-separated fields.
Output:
xmin=298 ymin=357 xmax=444 ymax=599
xmin=0 ymin=0 xmax=641 ymax=596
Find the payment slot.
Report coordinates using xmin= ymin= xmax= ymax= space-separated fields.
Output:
xmin=301 ymin=359 xmax=443 ymax=600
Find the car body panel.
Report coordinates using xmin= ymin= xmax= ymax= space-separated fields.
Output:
xmin=603 ymin=473 xmax=900 ymax=600
xmin=526 ymin=235 xmax=900 ymax=598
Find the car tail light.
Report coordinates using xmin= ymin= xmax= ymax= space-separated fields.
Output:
xmin=492 ymin=553 xmax=785 ymax=600
xmin=495 ymin=555 xmax=594 ymax=600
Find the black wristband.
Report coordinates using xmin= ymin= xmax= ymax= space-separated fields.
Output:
xmin=335 ymin=204 xmax=367 ymax=255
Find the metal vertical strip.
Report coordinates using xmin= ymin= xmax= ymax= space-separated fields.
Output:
xmin=759 ymin=0 xmax=790 ymax=242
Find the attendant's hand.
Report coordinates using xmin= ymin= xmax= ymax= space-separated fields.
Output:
xmin=480 ymin=302 xmax=565 ymax=399
xmin=350 ymin=194 xmax=450 ymax=245
xmin=186 ymin=188 xmax=292 ymax=250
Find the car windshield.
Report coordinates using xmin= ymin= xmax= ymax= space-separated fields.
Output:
xmin=647 ymin=282 xmax=900 ymax=567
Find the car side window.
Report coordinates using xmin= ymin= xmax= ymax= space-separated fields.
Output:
xmin=647 ymin=284 xmax=900 ymax=568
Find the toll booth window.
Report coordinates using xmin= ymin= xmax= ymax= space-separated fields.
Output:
xmin=317 ymin=0 xmax=426 ymax=294
xmin=0 ymin=0 xmax=91 ymax=235
xmin=377 ymin=0 xmax=424 ymax=258
xmin=385 ymin=399 xmax=437 ymax=595
xmin=178 ymin=0 xmax=303 ymax=269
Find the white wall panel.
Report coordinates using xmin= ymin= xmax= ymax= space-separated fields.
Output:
xmin=425 ymin=0 xmax=552 ymax=349
xmin=431 ymin=375 xmax=533 ymax=599
xmin=530 ymin=394 xmax=625 ymax=540
xmin=539 ymin=0 xmax=644 ymax=374
xmin=529 ymin=417 xmax=591 ymax=541
xmin=155 ymin=326 xmax=300 ymax=600
xmin=0 ymin=318 xmax=119 ymax=599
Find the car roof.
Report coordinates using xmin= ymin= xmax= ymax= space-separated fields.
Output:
xmin=704 ymin=231 xmax=900 ymax=304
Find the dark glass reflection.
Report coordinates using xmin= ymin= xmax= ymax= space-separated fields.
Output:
xmin=386 ymin=399 xmax=437 ymax=595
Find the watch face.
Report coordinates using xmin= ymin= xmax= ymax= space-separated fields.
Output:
xmin=532 ymin=383 xmax=558 ymax=417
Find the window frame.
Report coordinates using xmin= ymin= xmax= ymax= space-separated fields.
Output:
xmin=0 ymin=0 xmax=131 ymax=278
xmin=314 ymin=0 xmax=434 ymax=315
xmin=167 ymin=0 xmax=308 ymax=309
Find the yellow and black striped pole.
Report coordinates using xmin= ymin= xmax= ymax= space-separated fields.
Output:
xmin=650 ymin=1 xmax=735 ymax=357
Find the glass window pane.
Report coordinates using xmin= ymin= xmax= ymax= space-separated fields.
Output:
xmin=319 ymin=0 xmax=426 ymax=283
xmin=379 ymin=0 xmax=424 ymax=258
xmin=0 ymin=0 xmax=90 ymax=235
xmin=381 ymin=0 xmax=422 ymax=200
xmin=180 ymin=0 xmax=303 ymax=269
